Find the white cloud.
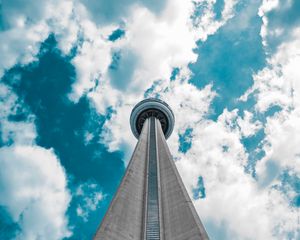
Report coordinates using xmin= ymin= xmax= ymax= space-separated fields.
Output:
xmin=258 ymin=109 xmax=300 ymax=175
xmin=204 ymin=12 xmax=300 ymax=240
xmin=93 ymin=0 xmax=238 ymax=155
xmin=161 ymin=82 xmax=216 ymax=150
xmin=75 ymin=181 xmax=104 ymax=222
xmin=0 ymin=0 xmax=80 ymax=78
xmin=0 ymin=145 xmax=71 ymax=240
xmin=78 ymin=0 xmax=164 ymax=25
xmin=0 ymin=83 xmax=36 ymax=145
xmin=242 ymin=27 xmax=300 ymax=177
xmin=176 ymin=112 xmax=298 ymax=239
xmin=0 ymin=84 xmax=72 ymax=239
xmin=1 ymin=0 xmax=238 ymax=112
xmin=258 ymin=0 xmax=299 ymax=49
xmin=69 ymin=20 xmax=112 ymax=101
xmin=192 ymin=0 xmax=238 ymax=41
xmin=100 ymin=101 xmax=136 ymax=154
xmin=207 ymin=109 xmax=263 ymax=140
xmin=258 ymin=0 xmax=279 ymax=46
xmin=0 ymin=21 xmax=50 ymax=77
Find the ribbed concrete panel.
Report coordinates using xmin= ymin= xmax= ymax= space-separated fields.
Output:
xmin=94 ymin=119 xmax=149 ymax=240
xmin=156 ymin=120 xmax=209 ymax=240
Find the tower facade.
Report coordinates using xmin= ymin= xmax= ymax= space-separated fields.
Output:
xmin=94 ymin=99 xmax=209 ymax=240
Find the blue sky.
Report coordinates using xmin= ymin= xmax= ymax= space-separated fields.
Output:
xmin=0 ymin=0 xmax=300 ymax=239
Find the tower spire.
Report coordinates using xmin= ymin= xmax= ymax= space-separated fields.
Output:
xmin=94 ymin=99 xmax=209 ymax=240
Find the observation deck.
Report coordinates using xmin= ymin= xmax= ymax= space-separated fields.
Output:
xmin=130 ymin=98 xmax=175 ymax=139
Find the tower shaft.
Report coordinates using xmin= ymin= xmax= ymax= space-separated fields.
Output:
xmin=94 ymin=117 xmax=209 ymax=240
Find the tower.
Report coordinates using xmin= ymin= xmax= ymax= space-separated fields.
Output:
xmin=94 ymin=99 xmax=209 ymax=240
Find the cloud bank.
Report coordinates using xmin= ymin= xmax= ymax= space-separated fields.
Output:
xmin=0 ymin=83 xmax=71 ymax=239
xmin=0 ymin=145 xmax=71 ymax=240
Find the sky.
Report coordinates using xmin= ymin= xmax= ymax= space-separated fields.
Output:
xmin=0 ymin=0 xmax=299 ymax=239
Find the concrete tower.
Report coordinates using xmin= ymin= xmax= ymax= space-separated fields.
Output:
xmin=94 ymin=99 xmax=209 ymax=240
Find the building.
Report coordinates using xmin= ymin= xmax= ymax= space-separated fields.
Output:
xmin=94 ymin=99 xmax=209 ymax=240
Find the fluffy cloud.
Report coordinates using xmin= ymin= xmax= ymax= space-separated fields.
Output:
xmin=0 ymin=83 xmax=72 ymax=239
xmin=69 ymin=19 xmax=112 ymax=101
xmin=75 ymin=181 xmax=104 ymax=222
xmin=176 ymin=113 xmax=298 ymax=239
xmin=243 ymin=26 xmax=300 ymax=180
xmin=259 ymin=0 xmax=300 ymax=50
xmin=92 ymin=0 xmax=238 ymax=153
xmin=0 ymin=83 xmax=36 ymax=145
xmin=258 ymin=0 xmax=279 ymax=46
xmin=79 ymin=0 xmax=167 ymax=25
xmin=1 ymin=0 xmax=238 ymax=110
xmin=193 ymin=6 xmax=300 ymax=239
xmin=192 ymin=0 xmax=238 ymax=41
xmin=0 ymin=21 xmax=49 ymax=77
xmin=0 ymin=0 xmax=78 ymax=77
xmin=0 ymin=145 xmax=71 ymax=240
